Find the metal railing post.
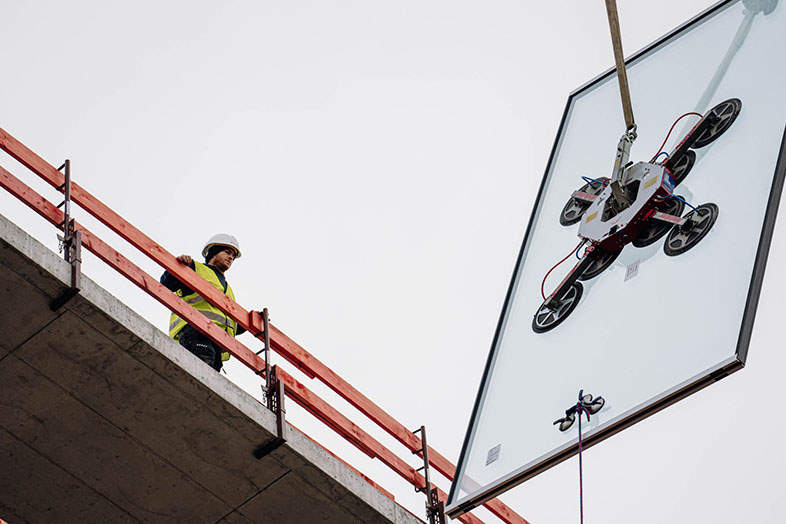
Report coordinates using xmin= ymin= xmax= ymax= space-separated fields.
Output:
xmin=254 ymin=364 xmax=288 ymax=459
xmin=414 ymin=425 xmax=446 ymax=524
xmin=51 ymin=159 xmax=82 ymax=310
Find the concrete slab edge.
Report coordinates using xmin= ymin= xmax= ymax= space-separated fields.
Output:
xmin=0 ymin=212 xmax=422 ymax=524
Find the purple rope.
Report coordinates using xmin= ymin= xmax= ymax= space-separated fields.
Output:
xmin=577 ymin=403 xmax=590 ymax=524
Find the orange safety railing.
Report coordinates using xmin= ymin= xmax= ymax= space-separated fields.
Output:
xmin=0 ymin=127 xmax=529 ymax=524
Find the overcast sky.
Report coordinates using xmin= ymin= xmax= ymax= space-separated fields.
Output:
xmin=1 ymin=1 xmax=784 ymax=522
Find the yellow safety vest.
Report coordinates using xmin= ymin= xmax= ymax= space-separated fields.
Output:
xmin=169 ymin=262 xmax=237 ymax=361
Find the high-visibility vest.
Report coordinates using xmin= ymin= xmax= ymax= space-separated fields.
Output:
xmin=169 ymin=262 xmax=237 ymax=361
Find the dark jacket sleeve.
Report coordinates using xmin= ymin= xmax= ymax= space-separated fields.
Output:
xmin=160 ymin=261 xmax=196 ymax=295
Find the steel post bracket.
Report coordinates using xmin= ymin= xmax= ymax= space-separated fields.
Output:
xmin=50 ymin=160 xmax=82 ymax=311
xmin=414 ymin=425 xmax=447 ymax=524
xmin=254 ymin=365 xmax=288 ymax=459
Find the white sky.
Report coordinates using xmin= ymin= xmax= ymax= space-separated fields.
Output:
xmin=1 ymin=1 xmax=784 ymax=523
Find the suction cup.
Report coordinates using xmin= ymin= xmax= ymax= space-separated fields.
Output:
xmin=668 ymin=149 xmax=696 ymax=185
xmin=585 ymin=396 xmax=605 ymax=415
xmin=532 ymin=282 xmax=583 ymax=333
xmin=559 ymin=178 xmax=608 ymax=226
xmin=663 ymin=203 xmax=719 ymax=256
xmin=554 ymin=412 xmax=576 ymax=432
xmin=578 ymin=246 xmax=621 ymax=281
xmin=632 ymin=196 xmax=685 ymax=248
xmin=743 ymin=0 xmax=777 ymax=15
xmin=691 ymin=98 xmax=741 ymax=149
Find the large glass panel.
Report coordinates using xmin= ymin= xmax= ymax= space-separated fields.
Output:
xmin=449 ymin=0 xmax=786 ymax=513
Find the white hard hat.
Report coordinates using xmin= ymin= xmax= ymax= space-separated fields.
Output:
xmin=202 ymin=233 xmax=242 ymax=259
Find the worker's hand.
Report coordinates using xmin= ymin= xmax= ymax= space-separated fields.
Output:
xmin=176 ymin=254 xmax=192 ymax=265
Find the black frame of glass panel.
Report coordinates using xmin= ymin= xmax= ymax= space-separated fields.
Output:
xmin=446 ymin=0 xmax=786 ymax=516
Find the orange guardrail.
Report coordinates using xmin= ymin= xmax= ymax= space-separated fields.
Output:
xmin=0 ymin=127 xmax=528 ymax=524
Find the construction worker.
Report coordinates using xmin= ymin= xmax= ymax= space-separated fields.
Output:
xmin=161 ymin=233 xmax=246 ymax=371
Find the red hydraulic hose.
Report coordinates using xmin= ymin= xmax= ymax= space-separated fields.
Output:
xmin=541 ymin=241 xmax=584 ymax=301
xmin=651 ymin=112 xmax=703 ymax=161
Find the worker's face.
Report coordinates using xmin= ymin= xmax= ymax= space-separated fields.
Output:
xmin=209 ymin=247 xmax=237 ymax=272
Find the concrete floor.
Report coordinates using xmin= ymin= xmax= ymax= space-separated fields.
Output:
xmin=0 ymin=212 xmax=420 ymax=524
